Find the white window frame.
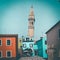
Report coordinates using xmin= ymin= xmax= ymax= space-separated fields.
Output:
xmin=0 ymin=51 xmax=2 ymax=58
xmin=6 ymin=38 xmax=11 ymax=46
xmin=0 ymin=39 xmax=2 ymax=46
xmin=6 ymin=50 xmax=12 ymax=58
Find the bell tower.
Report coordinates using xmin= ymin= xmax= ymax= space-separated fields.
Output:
xmin=28 ymin=6 xmax=35 ymax=39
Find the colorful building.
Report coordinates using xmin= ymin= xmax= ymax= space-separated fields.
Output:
xmin=22 ymin=37 xmax=34 ymax=56
xmin=35 ymin=37 xmax=48 ymax=59
xmin=21 ymin=36 xmax=38 ymax=56
xmin=18 ymin=38 xmax=23 ymax=56
xmin=18 ymin=38 xmax=22 ymax=49
xmin=46 ymin=21 xmax=60 ymax=60
xmin=42 ymin=37 xmax=48 ymax=59
xmin=0 ymin=34 xmax=18 ymax=60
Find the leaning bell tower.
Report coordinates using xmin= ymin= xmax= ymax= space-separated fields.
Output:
xmin=28 ymin=6 xmax=35 ymax=39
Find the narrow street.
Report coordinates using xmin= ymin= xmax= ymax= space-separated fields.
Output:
xmin=19 ymin=56 xmax=45 ymax=60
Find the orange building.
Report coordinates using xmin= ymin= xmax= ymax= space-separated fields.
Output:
xmin=0 ymin=34 xmax=18 ymax=60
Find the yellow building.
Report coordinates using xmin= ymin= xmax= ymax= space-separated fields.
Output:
xmin=18 ymin=38 xmax=22 ymax=49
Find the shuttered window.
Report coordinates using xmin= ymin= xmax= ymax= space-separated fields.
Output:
xmin=0 ymin=40 xmax=2 ymax=46
xmin=6 ymin=51 xmax=11 ymax=57
xmin=0 ymin=51 xmax=2 ymax=58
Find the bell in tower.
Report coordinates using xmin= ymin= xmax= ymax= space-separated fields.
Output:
xmin=28 ymin=6 xmax=35 ymax=39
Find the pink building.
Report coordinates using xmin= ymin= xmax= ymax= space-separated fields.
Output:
xmin=46 ymin=21 xmax=60 ymax=60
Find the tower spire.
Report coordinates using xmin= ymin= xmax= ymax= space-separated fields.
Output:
xmin=29 ymin=5 xmax=35 ymax=20
xmin=29 ymin=5 xmax=34 ymax=16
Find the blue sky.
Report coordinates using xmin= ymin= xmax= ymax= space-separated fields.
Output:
xmin=0 ymin=0 xmax=60 ymax=39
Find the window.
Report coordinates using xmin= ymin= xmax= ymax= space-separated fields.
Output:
xmin=0 ymin=51 xmax=2 ymax=58
xmin=22 ymin=39 xmax=25 ymax=42
xmin=45 ymin=50 xmax=47 ymax=53
xmin=31 ymin=39 xmax=33 ymax=41
xmin=23 ymin=44 xmax=26 ymax=48
xmin=30 ymin=22 xmax=33 ymax=25
xmin=26 ymin=37 xmax=29 ymax=41
xmin=0 ymin=40 xmax=2 ymax=46
xmin=6 ymin=40 xmax=11 ymax=46
xmin=29 ymin=44 xmax=33 ymax=48
xmin=6 ymin=51 xmax=12 ymax=58
xmin=32 ymin=22 xmax=33 ymax=25
xmin=59 ymin=29 xmax=60 ymax=38
xmin=20 ymin=40 xmax=21 ymax=42
xmin=22 ymin=36 xmax=25 ymax=42
xmin=45 ymin=40 xmax=47 ymax=44
xmin=34 ymin=50 xmax=38 ymax=55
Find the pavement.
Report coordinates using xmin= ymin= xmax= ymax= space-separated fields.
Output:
xmin=19 ymin=56 xmax=46 ymax=60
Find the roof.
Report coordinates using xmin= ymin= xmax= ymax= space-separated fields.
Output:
xmin=0 ymin=34 xmax=18 ymax=37
xmin=46 ymin=21 xmax=60 ymax=34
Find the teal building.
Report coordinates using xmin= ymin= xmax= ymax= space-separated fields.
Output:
xmin=22 ymin=37 xmax=35 ymax=56
xmin=22 ymin=36 xmax=38 ymax=56
xmin=35 ymin=37 xmax=48 ymax=59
